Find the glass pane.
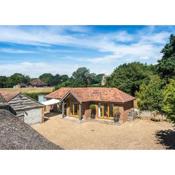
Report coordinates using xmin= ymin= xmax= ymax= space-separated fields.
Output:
xmin=104 ymin=104 xmax=108 ymax=117
xmin=110 ymin=103 xmax=113 ymax=117
xmin=74 ymin=104 xmax=79 ymax=115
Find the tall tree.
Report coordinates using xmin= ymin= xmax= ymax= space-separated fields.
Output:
xmin=92 ymin=73 xmax=105 ymax=86
xmin=60 ymin=75 xmax=69 ymax=83
xmin=71 ymin=67 xmax=92 ymax=87
xmin=106 ymin=62 xmax=154 ymax=95
xmin=162 ymin=79 xmax=175 ymax=122
xmin=0 ymin=76 xmax=8 ymax=88
xmin=49 ymin=74 xmax=62 ymax=86
xmin=157 ymin=34 xmax=175 ymax=80
xmin=9 ymin=73 xmax=30 ymax=87
xmin=39 ymin=73 xmax=54 ymax=86
xmin=136 ymin=75 xmax=163 ymax=112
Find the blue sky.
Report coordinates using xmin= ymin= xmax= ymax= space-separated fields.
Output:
xmin=0 ymin=25 xmax=174 ymax=77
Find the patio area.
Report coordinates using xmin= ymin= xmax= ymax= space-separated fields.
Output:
xmin=32 ymin=115 xmax=175 ymax=149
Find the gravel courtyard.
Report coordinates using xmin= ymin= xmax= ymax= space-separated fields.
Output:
xmin=32 ymin=116 xmax=175 ymax=149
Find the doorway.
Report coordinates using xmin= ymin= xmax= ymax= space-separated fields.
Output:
xmin=99 ymin=103 xmax=110 ymax=118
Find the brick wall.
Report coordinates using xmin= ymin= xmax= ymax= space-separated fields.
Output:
xmin=82 ymin=102 xmax=91 ymax=119
xmin=119 ymin=100 xmax=134 ymax=123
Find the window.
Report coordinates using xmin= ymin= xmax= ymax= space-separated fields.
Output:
xmin=110 ymin=103 xmax=113 ymax=117
xmin=70 ymin=103 xmax=79 ymax=115
xmin=74 ymin=104 xmax=79 ymax=115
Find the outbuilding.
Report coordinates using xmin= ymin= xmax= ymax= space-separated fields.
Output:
xmin=0 ymin=91 xmax=44 ymax=125
xmin=46 ymin=87 xmax=135 ymax=123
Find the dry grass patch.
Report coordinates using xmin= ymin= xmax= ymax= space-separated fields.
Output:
xmin=0 ymin=87 xmax=54 ymax=94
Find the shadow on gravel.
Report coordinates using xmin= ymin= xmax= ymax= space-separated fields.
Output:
xmin=156 ymin=129 xmax=175 ymax=149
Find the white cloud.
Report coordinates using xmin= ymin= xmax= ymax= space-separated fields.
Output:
xmin=87 ymin=41 xmax=163 ymax=64
xmin=0 ymin=62 xmax=80 ymax=77
xmin=0 ymin=48 xmax=34 ymax=54
xmin=0 ymin=26 xmax=174 ymax=76
xmin=139 ymin=31 xmax=170 ymax=44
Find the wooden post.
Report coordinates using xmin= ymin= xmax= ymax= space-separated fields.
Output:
xmin=98 ymin=103 xmax=101 ymax=118
xmin=108 ymin=103 xmax=110 ymax=118
xmin=79 ymin=103 xmax=82 ymax=120
xmin=62 ymin=101 xmax=65 ymax=118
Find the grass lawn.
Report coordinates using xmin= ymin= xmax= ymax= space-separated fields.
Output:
xmin=32 ymin=116 xmax=175 ymax=149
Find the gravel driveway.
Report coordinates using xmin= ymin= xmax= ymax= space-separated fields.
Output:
xmin=32 ymin=116 xmax=175 ymax=149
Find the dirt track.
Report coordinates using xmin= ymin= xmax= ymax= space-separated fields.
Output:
xmin=32 ymin=116 xmax=175 ymax=149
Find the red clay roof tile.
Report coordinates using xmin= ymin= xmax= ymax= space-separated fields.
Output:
xmin=46 ymin=87 xmax=135 ymax=103
xmin=0 ymin=91 xmax=20 ymax=102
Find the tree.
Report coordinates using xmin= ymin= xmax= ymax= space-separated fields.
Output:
xmin=157 ymin=34 xmax=175 ymax=80
xmin=71 ymin=67 xmax=92 ymax=87
xmin=0 ymin=76 xmax=8 ymax=88
xmin=136 ymin=75 xmax=163 ymax=111
xmin=162 ymin=79 xmax=175 ymax=122
xmin=8 ymin=73 xmax=30 ymax=87
xmin=106 ymin=62 xmax=154 ymax=95
xmin=39 ymin=73 xmax=54 ymax=86
xmin=49 ymin=74 xmax=62 ymax=86
xmin=91 ymin=73 xmax=105 ymax=86
xmin=60 ymin=75 xmax=69 ymax=83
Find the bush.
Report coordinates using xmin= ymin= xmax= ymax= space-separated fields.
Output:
xmin=136 ymin=75 xmax=163 ymax=112
xmin=162 ymin=79 xmax=175 ymax=123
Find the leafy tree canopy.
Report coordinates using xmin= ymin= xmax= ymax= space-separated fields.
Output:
xmin=157 ymin=34 xmax=175 ymax=79
xmin=0 ymin=76 xmax=8 ymax=88
xmin=71 ymin=67 xmax=93 ymax=87
xmin=136 ymin=75 xmax=163 ymax=112
xmin=7 ymin=73 xmax=30 ymax=87
xmin=106 ymin=62 xmax=154 ymax=95
xmin=39 ymin=73 xmax=54 ymax=86
xmin=162 ymin=79 xmax=175 ymax=122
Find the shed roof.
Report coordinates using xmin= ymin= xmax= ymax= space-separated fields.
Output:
xmin=8 ymin=93 xmax=43 ymax=111
xmin=0 ymin=109 xmax=61 ymax=149
xmin=0 ymin=91 xmax=19 ymax=102
xmin=46 ymin=87 xmax=135 ymax=103
xmin=0 ymin=91 xmax=43 ymax=111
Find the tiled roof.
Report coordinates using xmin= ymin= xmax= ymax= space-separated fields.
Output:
xmin=0 ymin=91 xmax=43 ymax=111
xmin=0 ymin=91 xmax=20 ymax=102
xmin=8 ymin=93 xmax=43 ymax=111
xmin=46 ymin=87 xmax=135 ymax=103
xmin=0 ymin=109 xmax=61 ymax=150
xmin=46 ymin=87 xmax=71 ymax=99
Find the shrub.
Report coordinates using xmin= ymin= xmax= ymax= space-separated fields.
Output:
xmin=162 ymin=79 xmax=175 ymax=123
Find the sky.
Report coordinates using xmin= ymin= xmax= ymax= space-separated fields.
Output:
xmin=0 ymin=25 xmax=174 ymax=77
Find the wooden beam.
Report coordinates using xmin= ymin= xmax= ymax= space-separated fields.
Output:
xmin=108 ymin=103 xmax=110 ymax=118
xmin=79 ymin=103 xmax=82 ymax=120
xmin=62 ymin=101 xmax=65 ymax=118
xmin=98 ymin=103 xmax=101 ymax=118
